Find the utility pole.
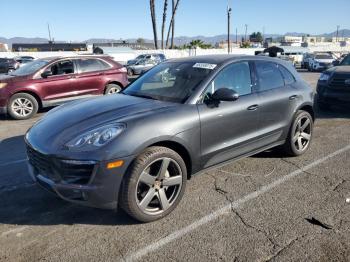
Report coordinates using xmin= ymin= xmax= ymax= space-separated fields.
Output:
xmin=227 ymin=5 xmax=232 ymax=54
xmin=47 ymin=23 xmax=53 ymax=51
xmin=236 ymin=28 xmax=238 ymax=44
xmin=262 ymin=26 xmax=265 ymax=42
xmin=47 ymin=23 xmax=52 ymax=42
xmin=336 ymin=25 xmax=340 ymax=42
xmin=244 ymin=24 xmax=248 ymax=42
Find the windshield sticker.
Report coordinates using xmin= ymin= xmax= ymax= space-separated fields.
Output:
xmin=193 ymin=63 xmax=217 ymax=70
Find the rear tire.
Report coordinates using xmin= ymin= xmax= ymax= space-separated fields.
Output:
xmin=7 ymin=93 xmax=39 ymax=120
xmin=119 ymin=146 xmax=187 ymax=222
xmin=281 ymin=110 xmax=313 ymax=156
xmin=104 ymin=83 xmax=122 ymax=94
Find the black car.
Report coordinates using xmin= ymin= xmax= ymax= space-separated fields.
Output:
xmin=0 ymin=58 xmax=19 ymax=73
xmin=316 ymin=54 xmax=350 ymax=110
xmin=25 ymin=55 xmax=314 ymax=222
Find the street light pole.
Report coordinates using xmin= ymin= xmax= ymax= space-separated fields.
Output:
xmin=227 ymin=5 xmax=232 ymax=54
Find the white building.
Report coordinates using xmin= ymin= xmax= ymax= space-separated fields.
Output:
xmin=0 ymin=43 xmax=8 ymax=52
xmin=332 ymin=37 xmax=350 ymax=43
xmin=281 ymin=36 xmax=303 ymax=47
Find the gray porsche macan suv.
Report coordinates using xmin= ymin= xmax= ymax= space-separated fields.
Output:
xmin=26 ymin=55 xmax=314 ymax=222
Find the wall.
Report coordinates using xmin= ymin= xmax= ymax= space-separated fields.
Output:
xmin=0 ymin=44 xmax=349 ymax=64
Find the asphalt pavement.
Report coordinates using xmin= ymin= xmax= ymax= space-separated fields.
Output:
xmin=0 ymin=71 xmax=350 ymax=262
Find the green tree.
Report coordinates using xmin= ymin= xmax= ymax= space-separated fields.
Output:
xmin=249 ymin=32 xmax=263 ymax=42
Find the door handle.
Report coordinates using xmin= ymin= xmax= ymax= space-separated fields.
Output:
xmin=289 ymin=95 xmax=298 ymax=100
xmin=247 ymin=104 xmax=259 ymax=111
xmin=68 ymin=75 xmax=77 ymax=79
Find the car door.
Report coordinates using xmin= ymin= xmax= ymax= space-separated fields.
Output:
xmin=197 ymin=61 xmax=260 ymax=168
xmin=254 ymin=61 xmax=299 ymax=146
xmin=75 ymin=58 xmax=111 ymax=95
xmin=37 ymin=59 xmax=80 ymax=101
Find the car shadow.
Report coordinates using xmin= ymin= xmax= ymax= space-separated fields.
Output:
xmin=0 ymin=135 xmax=138 ymax=226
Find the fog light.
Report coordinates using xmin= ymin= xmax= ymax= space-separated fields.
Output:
xmin=107 ymin=160 xmax=124 ymax=169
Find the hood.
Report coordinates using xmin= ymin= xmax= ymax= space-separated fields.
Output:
xmin=0 ymin=73 xmax=29 ymax=83
xmin=332 ymin=65 xmax=350 ymax=73
xmin=26 ymin=94 xmax=176 ymax=153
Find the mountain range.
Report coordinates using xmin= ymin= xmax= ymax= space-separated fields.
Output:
xmin=1 ymin=29 xmax=350 ymax=47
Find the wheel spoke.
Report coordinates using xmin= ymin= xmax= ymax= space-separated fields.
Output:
xmin=157 ymin=158 xmax=170 ymax=179
xmin=297 ymin=137 xmax=303 ymax=150
xmin=158 ymin=188 xmax=170 ymax=210
xmin=297 ymin=120 xmax=302 ymax=131
xmin=301 ymin=118 xmax=310 ymax=131
xmin=139 ymin=171 xmax=156 ymax=185
xmin=162 ymin=175 xmax=182 ymax=187
xmin=300 ymin=132 xmax=311 ymax=141
xmin=139 ymin=188 xmax=156 ymax=209
xmin=292 ymin=133 xmax=299 ymax=142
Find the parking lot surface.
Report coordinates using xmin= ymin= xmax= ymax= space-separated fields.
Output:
xmin=1 ymin=72 xmax=350 ymax=262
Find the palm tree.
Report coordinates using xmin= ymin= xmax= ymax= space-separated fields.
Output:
xmin=171 ymin=0 xmax=176 ymax=49
xmin=150 ymin=0 xmax=158 ymax=49
xmin=161 ymin=0 xmax=168 ymax=49
xmin=166 ymin=0 xmax=180 ymax=48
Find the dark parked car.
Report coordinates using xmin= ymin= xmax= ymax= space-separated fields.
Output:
xmin=25 ymin=55 xmax=314 ymax=222
xmin=0 ymin=56 xmax=128 ymax=119
xmin=0 ymin=58 xmax=19 ymax=73
xmin=316 ymin=54 xmax=350 ymax=110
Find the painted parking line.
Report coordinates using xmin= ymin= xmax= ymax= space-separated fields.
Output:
xmin=125 ymin=144 xmax=350 ymax=262
xmin=0 ymin=158 xmax=28 ymax=167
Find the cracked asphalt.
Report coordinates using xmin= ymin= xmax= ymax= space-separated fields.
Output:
xmin=1 ymin=71 xmax=350 ymax=262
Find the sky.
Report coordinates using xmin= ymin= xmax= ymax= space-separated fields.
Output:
xmin=1 ymin=0 xmax=350 ymax=41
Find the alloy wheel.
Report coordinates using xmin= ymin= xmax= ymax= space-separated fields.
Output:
xmin=107 ymin=86 xmax=121 ymax=94
xmin=293 ymin=116 xmax=312 ymax=151
xmin=11 ymin=98 xmax=34 ymax=117
xmin=135 ymin=157 xmax=183 ymax=215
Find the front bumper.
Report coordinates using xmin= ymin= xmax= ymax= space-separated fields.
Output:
xmin=317 ymin=82 xmax=350 ymax=105
xmin=313 ymin=64 xmax=332 ymax=71
xmin=27 ymin=145 xmax=135 ymax=210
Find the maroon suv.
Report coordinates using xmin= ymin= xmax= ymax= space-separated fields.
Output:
xmin=0 ymin=55 xmax=128 ymax=119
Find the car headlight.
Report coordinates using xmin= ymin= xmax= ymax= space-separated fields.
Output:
xmin=0 ymin=83 xmax=8 ymax=89
xmin=65 ymin=123 xmax=125 ymax=149
xmin=319 ymin=73 xmax=330 ymax=81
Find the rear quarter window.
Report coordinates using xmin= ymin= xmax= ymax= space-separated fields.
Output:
xmin=77 ymin=58 xmax=111 ymax=73
xmin=278 ymin=65 xmax=296 ymax=85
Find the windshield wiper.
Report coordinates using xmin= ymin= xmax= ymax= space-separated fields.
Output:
xmin=128 ymin=93 xmax=158 ymax=100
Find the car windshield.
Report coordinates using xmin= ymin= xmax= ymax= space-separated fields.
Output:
xmin=123 ymin=61 xmax=214 ymax=103
xmin=340 ymin=55 xmax=350 ymax=65
xmin=9 ymin=59 xmax=50 ymax=76
xmin=315 ymin=54 xmax=333 ymax=59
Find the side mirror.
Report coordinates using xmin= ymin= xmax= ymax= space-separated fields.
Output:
xmin=212 ymin=88 xmax=239 ymax=102
xmin=332 ymin=60 xmax=340 ymax=66
xmin=41 ymin=70 xmax=52 ymax=78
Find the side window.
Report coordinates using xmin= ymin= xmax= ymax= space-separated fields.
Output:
xmin=255 ymin=61 xmax=284 ymax=91
xmin=50 ymin=60 xmax=74 ymax=75
xmin=202 ymin=62 xmax=252 ymax=103
xmin=278 ymin=65 xmax=296 ymax=85
xmin=77 ymin=59 xmax=110 ymax=73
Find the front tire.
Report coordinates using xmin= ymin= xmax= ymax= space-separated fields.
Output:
xmin=282 ymin=110 xmax=313 ymax=156
xmin=119 ymin=146 xmax=187 ymax=222
xmin=7 ymin=93 xmax=39 ymax=120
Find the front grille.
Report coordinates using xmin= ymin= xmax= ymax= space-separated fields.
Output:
xmin=26 ymin=145 xmax=96 ymax=184
xmin=329 ymin=74 xmax=350 ymax=90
